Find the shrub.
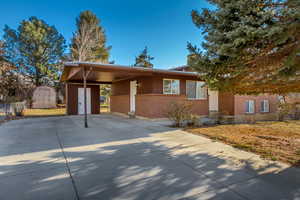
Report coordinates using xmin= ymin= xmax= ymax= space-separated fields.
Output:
xmin=244 ymin=115 xmax=256 ymax=124
xmin=218 ymin=110 xmax=233 ymax=124
xmin=187 ymin=114 xmax=199 ymax=127
xmin=293 ymin=103 xmax=300 ymax=120
xmin=278 ymin=102 xmax=293 ymax=121
xmin=166 ymin=102 xmax=192 ymax=127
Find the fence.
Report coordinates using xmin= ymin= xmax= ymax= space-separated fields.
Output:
xmin=0 ymin=101 xmax=26 ymax=116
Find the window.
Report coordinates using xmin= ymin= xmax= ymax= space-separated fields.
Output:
xmin=261 ymin=100 xmax=270 ymax=113
xmin=245 ymin=100 xmax=255 ymax=113
xmin=163 ymin=79 xmax=180 ymax=94
xmin=186 ymin=80 xmax=207 ymax=99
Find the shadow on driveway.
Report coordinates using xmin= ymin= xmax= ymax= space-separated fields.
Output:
xmin=0 ymin=114 xmax=299 ymax=200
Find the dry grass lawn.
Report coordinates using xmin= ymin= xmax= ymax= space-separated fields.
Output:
xmin=23 ymin=108 xmax=66 ymax=116
xmin=1 ymin=107 xmax=111 ymax=125
xmin=186 ymin=121 xmax=300 ymax=166
xmin=23 ymin=107 xmax=110 ymax=117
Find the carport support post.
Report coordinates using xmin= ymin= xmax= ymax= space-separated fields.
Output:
xmin=82 ymin=67 xmax=91 ymax=128
xmin=83 ymin=69 xmax=88 ymax=128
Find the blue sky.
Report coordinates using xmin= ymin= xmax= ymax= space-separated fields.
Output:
xmin=0 ymin=0 xmax=211 ymax=69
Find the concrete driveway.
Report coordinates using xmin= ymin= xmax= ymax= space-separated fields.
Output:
xmin=0 ymin=114 xmax=299 ymax=200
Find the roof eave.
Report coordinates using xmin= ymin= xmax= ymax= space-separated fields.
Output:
xmin=61 ymin=62 xmax=200 ymax=82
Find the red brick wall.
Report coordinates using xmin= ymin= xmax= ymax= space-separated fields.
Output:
xmin=110 ymin=75 xmax=209 ymax=118
xmin=66 ymin=84 xmax=100 ymax=115
xmin=111 ymin=80 xmax=130 ymax=96
xmin=234 ymin=94 xmax=278 ymax=115
xmin=150 ymin=76 xmax=199 ymax=95
xmin=136 ymin=94 xmax=209 ymax=118
xmin=136 ymin=76 xmax=154 ymax=94
xmin=219 ymin=92 xmax=235 ymax=115
xmin=110 ymin=95 xmax=130 ymax=114
xmin=286 ymin=94 xmax=300 ymax=104
xmin=111 ymin=76 xmax=201 ymax=96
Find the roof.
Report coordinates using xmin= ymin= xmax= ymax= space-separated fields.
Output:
xmin=61 ymin=62 xmax=200 ymax=83
xmin=169 ymin=65 xmax=194 ymax=72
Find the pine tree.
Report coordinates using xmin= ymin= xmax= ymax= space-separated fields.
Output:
xmin=71 ymin=10 xmax=111 ymax=62
xmin=134 ymin=47 xmax=154 ymax=68
xmin=188 ymin=0 xmax=300 ymax=95
xmin=2 ymin=17 xmax=66 ymax=87
xmin=0 ymin=40 xmax=5 ymax=62
xmin=1 ymin=41 xmax=21 ymax=103
xmin=1 ymin=40 xmax=36 ymax=106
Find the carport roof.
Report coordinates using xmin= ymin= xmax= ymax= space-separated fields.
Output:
xmin=61 ymin=62 xmax=200 ymax=83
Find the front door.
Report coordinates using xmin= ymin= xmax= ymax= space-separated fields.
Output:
xmin=208 ymin=90 xmax=219 ymax=112
xmin=130 ymin=81 xmax=137 ymax=112
xmin=78 ymin=88 xmax=91 ymax=115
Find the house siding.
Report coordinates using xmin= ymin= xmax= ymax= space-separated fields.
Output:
xmin=110 ymin=95 xmax=130 ymax=114
xmin=136 ymin=94 xmax=209 ymax=118
xmin=150 ymin=75 xmax=200 ymax=95
xmin=218 ymin=92 xmax=235 ymax=115
xmin=233 ymin=95 xmax=279 ymax=122
xmin=111 ymin=80 xmax=130 ymax=96
xmin=234 ymin=95 xmax=278 ymax=115
xmin=110 ymin=75 xmax=209 ymax=118
xmin=136 ymin=76 xmax=154 ymax=94
xmin=286 ymin=93 xmax=300 ymax=104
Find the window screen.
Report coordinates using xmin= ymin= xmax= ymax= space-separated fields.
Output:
xmin=186 ymin=81 xmax=196 ymax=98
xmin=186 ymin=81 xmax=207 ymax=99
xmin=163 ymin=79 xmax=172 ymax=94
xmin=163 ymin=79 xmax=179 ymax=94
xmin=261 ymin=100 xmax=269 ymax=112
xmin=245 ymin=100 xmax=255 ymax=113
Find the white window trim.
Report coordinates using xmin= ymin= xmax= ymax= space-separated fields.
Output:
xmin=261 ymin=100 xmax=270 ymax=113
xmin=186 ymin=80 xmax=207 ymax=100
xmin=245 ymin=100 xmax=255 ymax=114
xmin=163 ymin=79 xmax=180 ymax=95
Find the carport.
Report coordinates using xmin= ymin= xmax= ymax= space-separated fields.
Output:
xmin=61 ymin=62 xmax=154 ymax=127
xmin=61 ymin=62 xmax=201 ymax=128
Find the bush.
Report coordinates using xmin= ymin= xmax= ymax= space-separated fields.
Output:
xmin=219 ymin=115 xmax=235 ymax=124
xmin=187 ymin=114 xmax=199 ymax=127
xmin=218 ymin=110 xmax=230 ymax=124
xmin=292 ymin=103 xmax=300 ymax=120
xmin=278 ymin=102 xmax=293 ymax=121
xmin=166 ymin=102 xmax=192 ymax=127
xmin=244 ymin=115 xmax=256 ymax=124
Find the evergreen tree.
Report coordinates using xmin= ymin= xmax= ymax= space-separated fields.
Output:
xmin=188 ymin=0 xmax=300 ymax=95
xmin=0 ymin=41 xmax=26 ymax=103
xmin=134 ymin=47 xmax=154 ymax=68
xmin=71 ymin=10 xmax=111 ymax=62
xmin=0 ymin=41 xmax=5 ymax=63
xmin=2 ymin=17 xmax=66 ymax=86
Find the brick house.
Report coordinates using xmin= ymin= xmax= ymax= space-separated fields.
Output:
xmin=61 ymin=62 xmax=279 ymax=121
